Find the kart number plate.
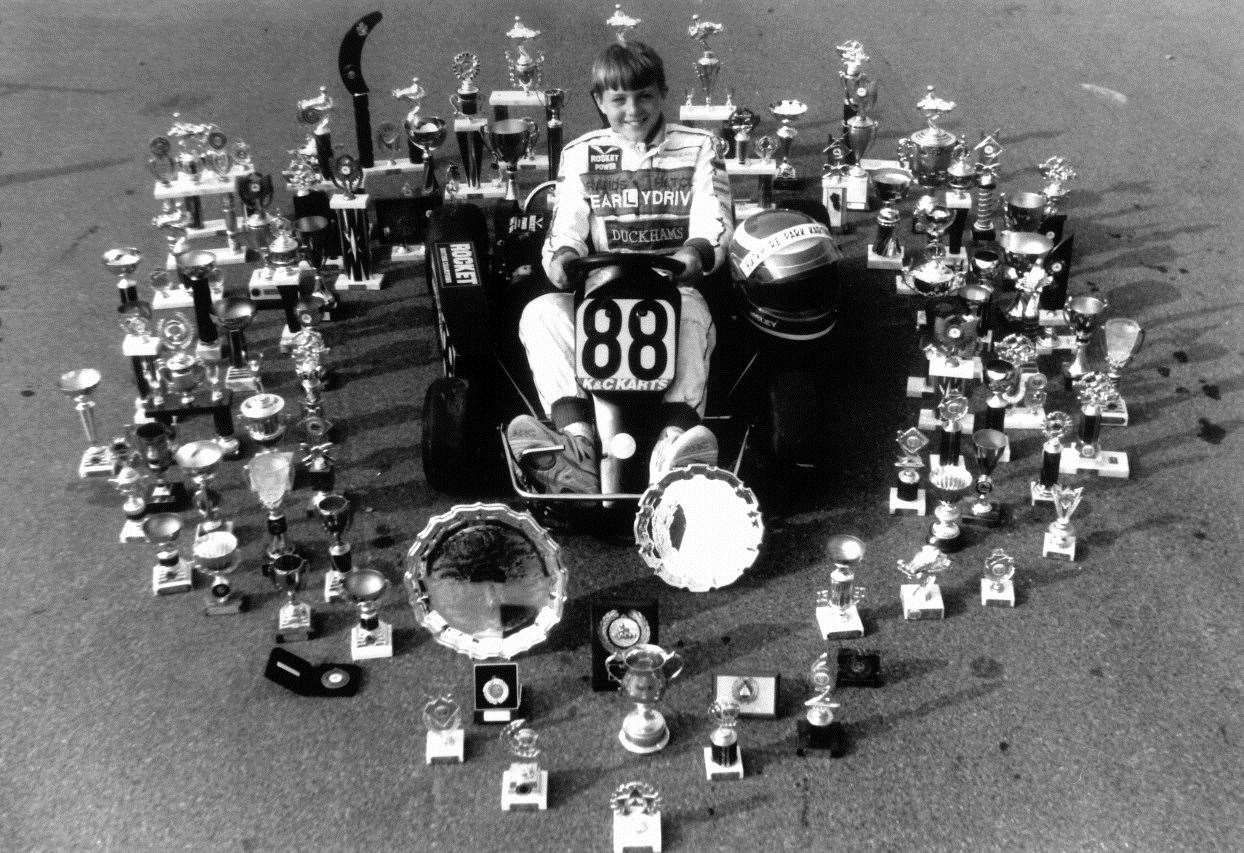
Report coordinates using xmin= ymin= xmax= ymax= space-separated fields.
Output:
xmin=575 ymin=296 xmax=676 ymax=392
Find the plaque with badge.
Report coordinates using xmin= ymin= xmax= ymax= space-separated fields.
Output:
xmin=590 ymin=598 xmax=658 ymax=691
xmin=474 ymin=661 xmax=523 ymax=723
xmin=713 ymin=672 xmax=779 ymax=719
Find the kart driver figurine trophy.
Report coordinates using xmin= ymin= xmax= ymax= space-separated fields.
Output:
xmin=981 ymin=548 xmax=1017 ymax=607
xmin=500 ymin=719 xmax=547 ymax=811
xmin=270 ymin=552 xmax=313 ymax=642
xmin=611 ymin=781 xmax=662 ymax=853
xmin=1043 ymin=484 xmax=1084 ymax=561
xmin=891 ymin=427 xmax=929 ymax=516
xmin=424 ymin=692 xmax=465 ymax=765
xmin=681 ymin=15 xmax=733 ymax=123
xmin=703 ymin=699 xmax=745 ymax=781
xmin=816 ymin=534 xmax=866 ymax=639
xmin=897 ymin=543 xmax=952 ymax=620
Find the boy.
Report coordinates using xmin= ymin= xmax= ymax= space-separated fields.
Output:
xmin=507 ymin=40 xmax=734 ymax=494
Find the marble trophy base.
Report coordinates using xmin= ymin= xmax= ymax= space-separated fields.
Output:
xmin=350 ymin=622 xmax=394 ymax=660
xmin=1059 ymin=446 xmax=1129 ymax=479
xmin=1005 ymin=405 xmax=1048 ymax=431
xmin=447 ymin=183 xmax=507 ymax=202
xmin=918 ymin=407 xmax=974 ymax=432
xmin=224 ymin=366 xmax=261 ymax=395
xmin=152 ymin=165 xmax=249 ymax=201
xmin=981 ymin=578 xmax=1015 ymax=607
xmin=821 ymin=174 xmax=847 ymax=231
xmin=867 ymin=246 xmax=904 ymax=271
xmin=248 ymin=265 xmax=301 ymax=302
xmin=152 ymin=559 xmax=193 ymax=595
xmin=362 ymin=160 xmax=425 ymax=180
xmin=119 ymin=517 xmax=147 ymax=543
xmin=901 ymin=583 xmax=945 ymax=620
xmin=276 ymin=601 xmax=313 ymax=643
xmin=195 ymin=519 xmax=234 ymax=540
xmin=323 ymin=569 xmax=345 ymax=603
xmin=1100 ymin=398 xmax=1130 ymax=427
xmin=890 ymin=487 xmax=927 ymax=516
xmin=614 ymin=811 xmax=662 ymax=853
xmin=679 ymin=103 xmax=735 ymax=122
xmin=500 ymin=766 xmax=548 ymax=812
xmin=1030 ymin=481 xmax=1057 ymax=506
xmin=841 ymin=170 xmax=868 ymax=211
xmin=489 ymin=89 xmax=545 ymax=110
xmin=816 ymin=604 xmax=864 ymax=640
xmin=334 ymin=271 xmax=386 ymax=292
xmin=78 ymin=445 xmax=117 ymax=479
xmin=620 ymin=713 xmax=670 ymax=754
xmin=425 ymin=729 xmax=465 ymax=765
xmin=1042 ymin=530 xmax=1077 ymax=561
xmin=703 ymin=747 xmax=745 ymax=781
xmin=798 ymin=718 xmax=848 ymax=755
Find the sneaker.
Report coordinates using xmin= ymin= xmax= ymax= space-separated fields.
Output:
xmin=649 ymin=424 xmax=719 ymax=484
xmin=507 ymin=415 xmax=599 ymax=494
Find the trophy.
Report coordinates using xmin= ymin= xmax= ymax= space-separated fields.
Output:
xmin=1064 ymin=294 xmax=1109 ymax=380
xmin=299 ymin=440 xmax=336 ymax=515
xmin=960 ymin=281 xmax=993 ymax=340
xmin=1003 ymin=190 xmax=1047 ymax=234
xmin=104 ymin=247 xmax=143 ymax=307
xmin=924 ymin=299 xmax=980 ymax=375
xmin=143 ymin=513 xmax=191 ymax=595
xmin=686 ymin=15 xmax=729 ymax=110
xmin=605 ymin=643 xmax=684 ymax=753
xmin=1062 ymin=373 xmax=1129 ymax=478
xmin=816 ymin=534 xmax=866 ymax=639
xmin=1039 ymin=155 xmax=1077 ymax=242
xmin=611 ymin=782 xmax=662 ymax=853
xmin=898 ymin=87 xmax=962 ymax=188
xmin=1031 ymin=410 xmax=1073 ymax=505
xmin=211 ymin=297 xmax=261 ymax=394
xmin=329 ymin=153 xmax=383 ymax=289
xmin=57 ymin=368 xmax=117 ymax=478
xmin=933 ymin=387 xmax=970 ymax=466
xmin=504 ymin=16 xmax=545 ymax=93
xmin=174 ymin=248 xmax=223 ymax=360
xmin=704 ymin=700 xmax=744 ymax=780
xmin=133 ymin=420 xmax=183 ymax=511
xmin=500 ymin=719 xmax=547 ymax=811
xmin=173 ymin=439 xmax=227 ymax=538
xmin=202 ymin=128 xmax=233 ymax=182
xmin=728 ymin=107 xmax=760 ymax=166
xmin=799 ymin=653 xmax=847 ymax=753
xmin=927 ymin=462 xmax=973 ymax=553
xmin=980 ymin=357 xmax=1047 ymax=431
xmin=450 ymin=52 xmax=487 ymax=191
xmin=151 ymin=201 xmax=193 ymax=308
xmin=148 ymin=136 xmax=177 ymax=186
xmin=1100 ymin=318 xmax=1145 ymax=425
xmin=903 ymin=199 xmax=963 ymax=296
xmin=318 ymin=493 xmax=354 ymax=603
xmin=391 ymin=76 xmax=427 ymax=164
xmin=981 ymin=548 xmax=1017 ymax=607
xmin=839 ymin=42 xmax=878 ymax=207
xmin=835 ymin=40 xmax=872 ymax=127
xmin=481 ymin=118 xmax=536 ymax=202
xmin=292 ymin=343 xmax=331 ymax=443
xmin=867 ymin=167 xmax=914 ymax=269
xmin=766 ymin=98 xmax=806 ymax=176
xmin=897 ymin=543 xmax=952 ymax=620
xmin=424 ymin=692 xmax=465 ymax=765
xmin=343 ymin=568 xmax=393 ymax=660
xmin=156 ymin=313 xmax=204 ymax=406
xmin=247 ymin=448 xmax=295 ymax=568
xmin=607 ymin=4 xmax=640 ymax=43
xmin=270 ymin=552 xmax=313 ymax=642
xmin=891 ymin=427 xmax=929 ymax=515
xmin=110 ymin=445 xmax=149 ymax=543
xmin=239 ymin=392 xmax=286 ymax=446
xmin=970 ymin=132 xmax=1004 ymax=241
xmin=408 ymin=116 xmax=447 ymax=194
xmin=965 ymin=428 xmax=1009 ymax=527
xmin=1043 ymin=484 xmax=1084 ymax=561
xmin=195 ymin=530 xmax=242 ymax=615
xmin=375 ymin=120 xmax=403 ymax=168
xmin=293 ymin=214 xmax=337 ymax=316
xmin=542 ymin=88 xmax=566 ymax=180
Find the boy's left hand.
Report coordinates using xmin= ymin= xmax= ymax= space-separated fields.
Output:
xmin=670 ymin=246 xmax=703 ymax=282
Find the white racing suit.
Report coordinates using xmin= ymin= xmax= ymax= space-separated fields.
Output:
xmin=521 ymin=119 xmax=734 ymax=417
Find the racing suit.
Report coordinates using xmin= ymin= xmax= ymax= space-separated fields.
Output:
xmin=521 ymin=119 xmax=734 ymax=418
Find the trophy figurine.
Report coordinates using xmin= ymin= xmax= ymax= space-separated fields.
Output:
xmin=897 ymin=87 xmax=962 ymax=188
xmin=504 ymin=16 xmax=545 ymax=93
xmin=343 ymin=568 xmax=393 ymax=660
xmin=1100 ymin=318 xmax=1145 ymax=425
xmin=1030 ymin=410 xmax=1074 ymax=505
xmin=318 ymin=493 xmax=354 ymax=603
xmin=173 ymin=439 xmax=228 ymax=538
xmin=606 ymin=643 xmax=684 ymax=753
xmin=1061 ymin=373 xmax=1129 ymax=478
xmin=611 ymin=782 xmax=662 ymax=853
xmin=798 ymin=653 xmax=847 ymax=754
xmin=57 ymin=368 xmax=117 ymax=478
xmin=897 ymin=544 xmax=952 ymax=620
xmin=1039 ymin=155 xmax=1077 ymax=242
xmin=143 ymin=513 xmax=191 ymax=595
xmin=424 ymin=692 xmax=465 ymax=765
xmin=408 ymin=115 xmax=448 ymax=194
xmin=891 ymin=427 xmax=929 ymax=515
xmin=927 ymin=462 xmax=973 ymax=553
xmin=152 ymin=200 xmax=193 ymax=303
xmin=481 ymin=118 xmax=537 ymax=202
xmin=607 ymin=4 xmax=640 ymax=43
xmin=375 ymin=120 xmax=403 ymax=168
xmin=133 ymin=420 xmax=184 ymax=512
xmin=981 ymin=548 xmax=1017 ymax=607
xmin=816 ymin=534 xmax=866 ymax=639
xmin=703 ymin=700 xmax=744 ymax=780
xmin=1043 ymin=484 xmax=1084 ymax=561
xmin=500 ymin=720 xmax=547 ymax=811
xmin=965 ymin=428 xmax=1009 ymax=527
xmin=296 ymin=85 xmax=335 ymax=180
xmin=867 ymin=167 xmax=913 ymax=269
xmin=1063 ymin=294 xmax=1108 ymax=381
xmin=195 ymin=529 xmax=243 ymax=615
xmin=247 ymin=448 xmax=295 ymax=569
xmin=270 ymin=552 xmax=313 ymax=642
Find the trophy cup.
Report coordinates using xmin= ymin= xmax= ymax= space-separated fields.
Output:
xmin=173 ymin=439 xmax=228 ymax=538
xmin=611 ymin=782 xmax=662 ymax=853
xmin=110 ymin=446 xmax=149 ymax=543
xmin=151 ymin=201 xmax=193 ymax=308
xmin=867 ymin=167 xmax=914 ymax=269
xmin=318 ymin=493 xmax=354 ymax=603
xmin=1064 ymin=294 xmax=1109 ymax=381
xmin=408 ymin=116 xmax=447 ymax=194
xmin=965 ymin=428 xmax=1009 ymax=527
xmin=1039 ymin=155 xmax=1077 ymax=243
xmin=156 ymin=313 xmax=204 ymax=407
xmin=211 ymin=297 xmax=261 ymax=394
xmin=500 ymin=719 xmax=547 ymax=811
xmin=270 ymin=552 xmax=313 ymax=642
xmin=247 ymin=448 xmax=295 ymax=569
xmin=144 ymin=513 xmax=191 ymax=595
xmin=1043 ymin=484 xmax=1084 ymax=561
xmin=607 ymin=4 xmax=640 ymax=43
xmin=897 ymin=543 xmax=952 ymax=620
xmin=1003 ymin=190 xmax=1047 ymax=234
xmin=195 ymin=529 xmax=243 ymax=615
xmin=903 ymin=199 xmax=964 ymax=296
xmin=392 ymin=76 xmax=428 ymax=164
xmin=375 ymin=120 xmax=403 ymax=169
xmin=840 ymin=43 xmax=878 ymax=210
xmin=344 ymin=567 xmax=392 ymax=660
xmin=450 ymin=52 xmax=489 ymax=192
xmin=329 ymin=153 xmax=384 ymax=289
xmin=891 ymin=427 xmax=929 ymax=515
xmin=898 ymin=87 xmax=962 ymax=188
xmin=542 ymin=88 xmax=566 ymax=180
xmin=1100 ymin=318 xmax=1145 ymax=426
xmin=606 ymin=643 xmax=684 ymax=753
xmin=293 ymin=214 xmax=337 ymax=317
xmin=133 ymin=420 xmax=183 ymax=512
xmin=728 ymin=107 xmax=760 ymax=166
xmin=927 ymin=462 xmax=973 ymax=553
xmin=481 ymin=118 xmax=536 ymax=202
xmin=1000 ymin=231 xmax=1054 ymax=332
xmin=816 ymin=534 xmax=866 ymax=639
xmin=689 ymin=15 xmax=724 ymax=105
xmin=424 ymin=692 xmax=465 ymax=765
xmin=769 ymin=98 xmax=806 ymax=185
xmin=835 ymin=40 xmax=872 ymax=126
xmin=1030 ymin=410 xmax=1073 ymax=505
xmin=148 ymin=136 xmax=178 ymax=187
xmin=1061 ymin=373 xmax=1129 ymax=478
xmin=104 ymin=247 xmax=143 ymax=307
xmin=57 ymin=368 xmax=117 ymax=478
xmin=239 ymin=392 xmax=286 ymax=446
xmin=703 ymin=700 xmax=744 ymax=780
xmin=981 ymin=548 xmax=1017 ymax=607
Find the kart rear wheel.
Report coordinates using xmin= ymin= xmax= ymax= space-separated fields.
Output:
xmin=768 ymin=366 xmax=833 ymax=469
xmin=422 ymin=376 xmax=477 ymax=494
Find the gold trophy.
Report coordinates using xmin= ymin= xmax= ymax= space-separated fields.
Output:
xmin=981 ymin=548 xmax=1017 ymax=607
xmin=1043 ymin=484 xmax=1084 ymax=561
xmin=816 ymin=534 xmax=866 ymax=639
xmin=898 ymin=86 xmax=962 ymax=188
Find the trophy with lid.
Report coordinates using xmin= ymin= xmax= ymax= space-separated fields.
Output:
xmin=816 ymin=534 xmax=866 ymax=639
xmin=981 ymin=548 xmax=1017 ymax=607
xmin=898 ymin=87 xmax=961 ymax=189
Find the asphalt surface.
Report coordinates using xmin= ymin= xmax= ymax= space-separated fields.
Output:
xmin=1 ymin=1 xmax=1241 ymax=850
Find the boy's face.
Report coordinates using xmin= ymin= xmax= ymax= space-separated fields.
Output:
xmin=594 ymin=83 xmax=665 ymax=143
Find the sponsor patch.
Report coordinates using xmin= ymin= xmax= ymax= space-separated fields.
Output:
xmin=588 ymin=144 xmax=622 ymax=173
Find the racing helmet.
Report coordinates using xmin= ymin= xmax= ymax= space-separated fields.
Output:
xmin=728 ymin=208 xmax=843 ymax=340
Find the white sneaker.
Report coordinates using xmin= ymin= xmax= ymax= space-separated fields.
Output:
xmin=649 ymin=425 xmax=719 ymax=484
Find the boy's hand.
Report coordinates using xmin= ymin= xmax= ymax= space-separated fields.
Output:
xmin=670 ymin=246 xmax=704 ymax=282
xmin=548 ymin=247 xmax=580 ymax=289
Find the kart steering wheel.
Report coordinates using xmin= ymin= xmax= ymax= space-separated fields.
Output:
xmin=563 ymin=251 xmax=686 ymax=286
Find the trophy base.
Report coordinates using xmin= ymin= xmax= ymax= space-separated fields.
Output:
xmin=205 ymin=594 xmax=244 ymax=616
xmin=1038 ymin=309 xmax=1070 ymax=329
xmin=797 ymin=719 xmax=848 ymax=756
xmin=1036 ymin=335 xmax=1077 ymax=356
xmin=1030 ymin=481 xmax=1057 ymax=505
xmin=276 ymin=602 xmax=313 ymax=643
xmin=447 ymin=184 xmax=507 ymax=202
xmin=926 ymin=353 xmax=984 ymax=381
xmin=733 ymin=201 xmax=768 ymax=223
xmin=146 ymin=482 xmax=188 ymax=514
xmin=703 ymin=747 xmax=745 ymax=781
xmin=247 ymin=265 xmax=301 ymax=302
xmin=927 ymin=453 xmax=965 ymax=470
xmin=1005 ymin=406 xmax=1048 ymax=431
xmin=890 ymin=487 xmax=927 ymax=516
xmin=820 ymin=175 xmax=848 ymax=232
xmin=224 ymin=366 xmax=262 ymax=396
xmin=362 ymin=160 xmax=425 ymax=181
xmin=152 ymin=560 xmax=193 ymax=596
xmin=1100 ymin=398 xmax=1129 ymax=427
xmin=981 ymin=578 xmax=1015 ymax=607
xmin=194 ymin=241 xmax=247 ymax=266
xmin=816 ymin=604 xmax=864 ymax=640
xmin=961 ymin=502 xmax=1009 ymax=528
xmin=901 ymin=584 xmax=945 ymax=620
xmin=387 ymin=243 xmax=427 ymax=265
xmin=280 ymin=324 xmax=297 ymax=353
xmin=1042 ymin=531 xmax=1078 ymax=561
xmin=1059 ymin=446 xmax=1129 ymax=479
xmin=152 ymin=165 xmax=249 ymax=200
xmin=918 ymin=407 xmax=974 ymax=433
xmin=120 ymin=517 xmax=148 ymax=544
xmin=152 ymin=285 xmax=195 ymax=311
xmin=619 ymin=719 xmax=670 ymax=754
xmin=679 ymin=104 xmax=735 ymax=122
xmin=323 ymin=569 xmax=346 ymax=603
xmin=122 ymin=333 xmax=161 ymax=359
xmin=426 ymin=729 xmax=465 ymax=765
xmin=350 ymin=622 xmax=393 ymax=660
xmin=500 ymin=767 xmax=548 ymax=812
xmin=195 ymin=519 xmax=234 ymax=540
xmin=78 ymin=445 xmax=117 ymax=479
xmin=334 ymin=272 xmax=387 ymax=292
xmin=867 ymin=247 xmax=904 ymax=271
xmin=489 ymin=89 xmax=546 ymax=109
xmin=614 ymin=812 xmax=662 ymax=853
xmin=844 ymin=172 xmax=870 ymax=211
xmin=725 ymin=160 xmax=778 ymax=177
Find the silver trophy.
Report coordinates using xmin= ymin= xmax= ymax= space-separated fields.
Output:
xmin=270 ymin=552 xmax=313 ymax=642
xmin=505 ymin=16 xmax=545 ymax=92
xmin=500 ymin=719 xmax=547 ymax=810
xmin=247 ymin=449 xmax=295 ymax=566
xmin=481 ymin=118 xmax=537 ymax=201
xmin=687 ymin=15 xmax=726 ymax=106
xmin=606 ymin=643 xmax=684 ymax=753
xmin=981 ymin=548 xmax=1017 ymax=607
xmin=704 ymin=699 xmax=744 ymax=779
xmin=344 ymin=567 xmax=393 ymax=660
xmin=144 ymin=513 xmax=190 ymax=595
xmin=611 ymin=781 xmax=662 ymax=851
xmin=1101 ymin=318 xmax=1145 ymax=425
xmin=196 ymin=529 xmax=243 ymax=615
xmin=57 ymin=368 xmax=116 ymax=478
xmin=1043 ymin=484 xmax=1084 ymax=561
xmin=1064 ymin=294 xmax=1109 ymax=380
xmin=607 ymin=4 xmax=640 ymax=43
xmin=771 ymin=99 xmax=812 ymax=177
xmin=897 ymin=87 xmax=962 ymax=188
xmin=424 ymin=692 xmax=465 ymax=765
xmin=173 ymin=439 xmax=227 ymax=537
xmin=897 ymin=543 xmax=952 ymax=619
xmin=817 ymin=534 xmax=867 ymax=639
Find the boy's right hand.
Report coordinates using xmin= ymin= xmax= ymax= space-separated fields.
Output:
xmin=548 ymin=247 xmax=580 ymax=289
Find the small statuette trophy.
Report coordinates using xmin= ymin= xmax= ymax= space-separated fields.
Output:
xmin=1100 ymin=318 xmax=1145 ymax=426
xmin=270 ymin=553 xmax=313 ymax=642
xmin=816 ymin=534 xmax=866 ymax=639
xmin=703 ymin=700 xmax=744 ymax=780
xmin=867 ymin=167 xmax=914 ymax=269
xmin=1064 ymin=294 xmax=1109 ymax=381
xmin=1061 ymin=373 xmax=1129 ymax=478
xmin=607 ymin=4 xmax=640 ymax=44
xmin=897 ymin=544 xmax=952 ymax=620
xmin=1039 ymin=155 xmax=1077 ymax=243
xmin=965 ymin=428 xmax=1009 ymax=528
xmin=798 ymin=653 xmax=847 ymax=755
xmin=606 ymin=643 xmax=684 ymax=753
xmin=727 ymin=107 xmax=760 ymax=167
xmin=424 ymin=692 xmax=465 ymax=765
xmin=500 ymin=719 xmax=547 ymax=811
xmin=318 ymin=493 xmax=354 ymax=602
xmin=247 ymin=449 xmax=295 ymax=569
xmin=143 ymin=513 xmax=191 ymax=595
xmin=611 ymin=781 xmax=662 ymax=853
xmin=932 ymin=388 xmax=971 ymax=466
xmin=1031 ymin=410 xmax=1074 ymax=505
xmin=838 ymin=40 xmax=877 ymax=209
xmin=981 ymin=548 xmax=1017 ymax=607
xmin=897 ymin=86 xmax=960 ymax=188
xmin=344 ymin=568 xmax=393 ymax=660
xmin=195 ymin=530 xmax=243 ymax=615
xmin=174 ymin=439 xmax=228 ymax=538
xmin=1043 ymin=484 xmax=1084 ymax=561
xmin=504 ymin=16 xmax=545 ymax=93
xmin=891 ymin=427 xmax=929 ymax=515
xmin=57 ymin=368 xmax=117 ymax=478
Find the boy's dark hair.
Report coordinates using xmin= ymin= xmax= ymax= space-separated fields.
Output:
xmin=589 ymin=41 xmax=667 ymax=97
